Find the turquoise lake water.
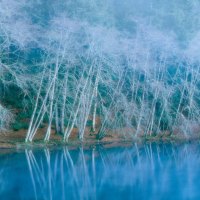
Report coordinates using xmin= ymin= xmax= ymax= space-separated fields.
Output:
xmin=0 ymin=143 xmax=199 ymax=200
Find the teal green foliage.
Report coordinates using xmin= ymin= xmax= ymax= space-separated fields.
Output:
xmin=12 ymin=121 xmax=29 ymax=131
xmin=86 ymin=120 xmax=93 ymax=127
xmin=12 ymin=110 xmax=32 ymax=131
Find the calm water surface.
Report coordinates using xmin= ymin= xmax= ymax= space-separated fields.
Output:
xmin=0 ymin=143 xmax=200 ymax=200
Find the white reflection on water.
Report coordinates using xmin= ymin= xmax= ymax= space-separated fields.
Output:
xmin=0 ymin=143 xmax=200 ymax=200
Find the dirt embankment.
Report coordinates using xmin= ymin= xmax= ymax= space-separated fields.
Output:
xmin=0 ymin=125 xmax=200 ymax=150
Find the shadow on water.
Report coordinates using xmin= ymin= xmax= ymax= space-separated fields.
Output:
xmin=0 ymin=143 xmax=200 ymax=200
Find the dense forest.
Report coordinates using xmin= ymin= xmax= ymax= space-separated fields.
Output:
xmin=1 ymin=0 xmax=200 ymax=142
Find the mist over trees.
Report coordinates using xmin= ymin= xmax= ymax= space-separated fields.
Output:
xmin=1 ymin=0 xmax=200 ymax=141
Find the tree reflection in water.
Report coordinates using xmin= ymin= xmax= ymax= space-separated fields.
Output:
xmin=0 ymin=143 xmax=200 ymax=200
